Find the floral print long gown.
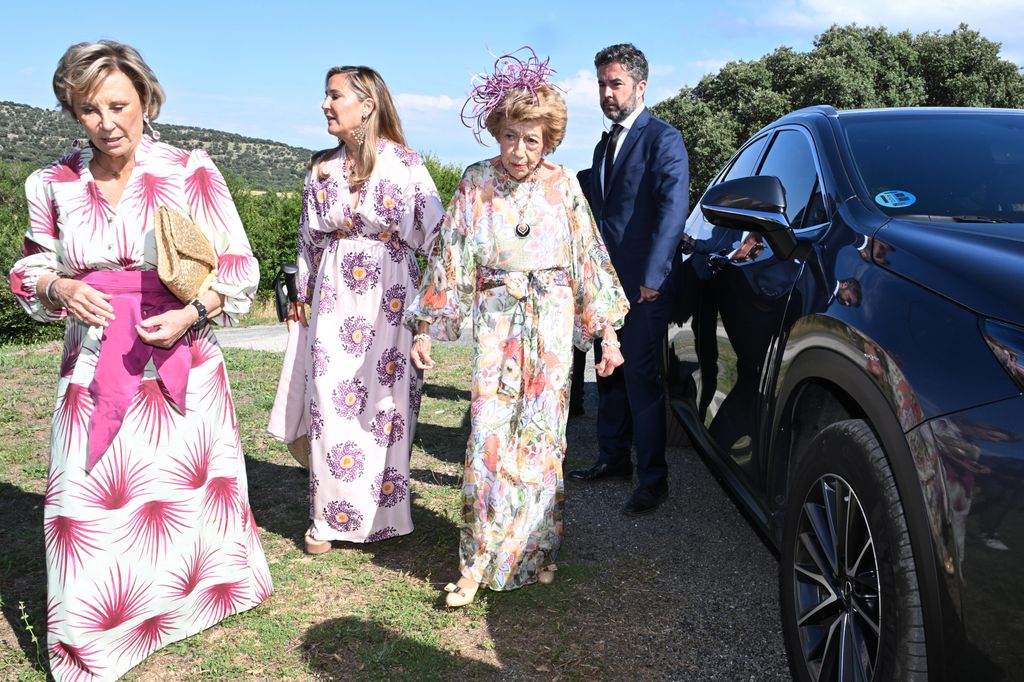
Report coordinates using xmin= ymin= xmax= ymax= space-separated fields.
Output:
xmin=8 ymin=137 xmax=272 ymax=681
xmin=297 ymin=141 xmax=443 ymax=543
xmin=406 ymin=161 xmax=629 ymax=590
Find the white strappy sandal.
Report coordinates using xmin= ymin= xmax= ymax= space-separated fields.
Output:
xmin=444 ymin=581 xmax=480 ymax=608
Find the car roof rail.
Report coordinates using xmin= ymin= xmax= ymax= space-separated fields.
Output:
xmin=787 ymin=104 xmax=839 ymax=117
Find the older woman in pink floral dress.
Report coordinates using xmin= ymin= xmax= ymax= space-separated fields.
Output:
xmin=291 ymin=66 xmax=444 ymax=553
xmin=408 ymin=52 xmax=629 ymax=607
xmin=7 ymin=41 xmax=271 ymax=681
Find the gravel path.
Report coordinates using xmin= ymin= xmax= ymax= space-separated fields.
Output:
xmin=558 ymin=386 xmax=790 ymax=681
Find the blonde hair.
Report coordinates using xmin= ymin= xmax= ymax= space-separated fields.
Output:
xmin=310 ymin=66 xmax=405 ymax=186
xmin=484 ymin=85 xmax=566 ymax=154
xmin=52 ymin=40 xmax=165 ymax=121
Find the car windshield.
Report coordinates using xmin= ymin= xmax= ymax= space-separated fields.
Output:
xmin=841 ymin=111 xmax=1024 ymax=225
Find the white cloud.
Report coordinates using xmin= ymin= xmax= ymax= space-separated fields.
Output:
xmin=649 ymin=63 xmax=676 ymax=78
xmin=746 ymin=0 xmax=1023 ymax=47
xmin=690 ymin=59 xmax=730 ymax=75
xmin=556 ymin=69 xmax=598 ymax=108
xmin=1002 ymin=49 xmax=1024 ymax=66
xmin=394 ymin=93 xmax=461 ymax=112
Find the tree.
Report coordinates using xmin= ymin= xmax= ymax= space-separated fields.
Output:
xmin=653 ymin=23 xmax=1024 ymax=205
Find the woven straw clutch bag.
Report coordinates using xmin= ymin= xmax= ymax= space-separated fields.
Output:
xmin=155 ymin=206 xmax=218 ymax=303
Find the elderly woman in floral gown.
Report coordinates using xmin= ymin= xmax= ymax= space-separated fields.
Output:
xmin=408 ymin=51 xmax=629 ymax=607
xmin=8 ymin=40 xmax=271 ymax=681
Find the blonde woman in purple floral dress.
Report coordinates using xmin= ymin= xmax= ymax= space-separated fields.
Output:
xmin=293 ymin=66 xmax=444 ymax=553
xmin=408 ymin=52 xmax=629 ymax=607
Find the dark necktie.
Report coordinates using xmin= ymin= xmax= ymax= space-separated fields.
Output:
xmin=603 ymin=123 xmax=624 ymax=198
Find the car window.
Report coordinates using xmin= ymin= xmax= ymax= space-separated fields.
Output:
xmin=842 ymin=113 xmax=1024 ymax=223
xmin=722 ymin=134 xmax=769 ymax=183
xmin=757 ymin=129 xmax=827 ymax=229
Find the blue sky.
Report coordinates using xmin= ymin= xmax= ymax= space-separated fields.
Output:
xmin=2 ymin=0 xmax=1022 ymax=173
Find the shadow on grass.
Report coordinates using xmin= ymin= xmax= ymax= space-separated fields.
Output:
xmin=244 ymin=455 xmax=310 ymax=542
xmin=355 ymin=492 xmax=460 ymax=582
xmin=408 ymin=468 xmax=461 ymax=488
xmin=422 ymin=383 xmax=471 ymax=404
xmin=244 ymin=454 xmax=461 ymax=584
xmin=413 ymin=420 xmax=469 ymax=468
xmin=303 ymin=615 xmax=498 ymax=681
xmin=0 ymin=482 xmax=48 ymax=675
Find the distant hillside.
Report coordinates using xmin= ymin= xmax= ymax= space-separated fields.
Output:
xmin=0 ymin=101 xmax=312 ymax=191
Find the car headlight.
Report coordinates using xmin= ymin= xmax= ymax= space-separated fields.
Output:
xmin=981 ymin=319 xmax=1024 ymax=391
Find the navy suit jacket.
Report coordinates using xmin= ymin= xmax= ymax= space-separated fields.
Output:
xmin=589 ymin=108 xmax=689 ymax=299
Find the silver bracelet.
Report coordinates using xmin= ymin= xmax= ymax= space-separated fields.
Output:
xmin=600 ymin=338 xmax=621 ymax=348
xmin=43 ymin=277 xmax=62 ymax=306
xmin=413 ymin=333 xmax=431 ymax=343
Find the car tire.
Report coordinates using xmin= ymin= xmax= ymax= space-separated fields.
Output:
xmin=780 ymin=419 xmax=928 ymax=682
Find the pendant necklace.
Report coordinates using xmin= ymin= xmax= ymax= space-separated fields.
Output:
xmin=503 ymin=162 xmax=541 ymax=238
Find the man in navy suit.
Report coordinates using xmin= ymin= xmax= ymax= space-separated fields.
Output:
xmin=567 ymin=43 xmax=689 ymax=516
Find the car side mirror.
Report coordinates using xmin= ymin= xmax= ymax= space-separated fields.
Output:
xmin=700 ymin=176 xmax=803 ymax=259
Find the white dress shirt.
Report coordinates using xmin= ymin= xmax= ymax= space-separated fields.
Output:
xmin=601 ymin=105 xmax=646 ymax=195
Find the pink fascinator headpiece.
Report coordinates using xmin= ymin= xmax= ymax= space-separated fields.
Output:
xmin=461 ymin=47 xmax=559 ymax=145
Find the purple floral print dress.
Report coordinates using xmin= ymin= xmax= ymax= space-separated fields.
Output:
xmin=297 ymin=140 xmax=443 ymax=543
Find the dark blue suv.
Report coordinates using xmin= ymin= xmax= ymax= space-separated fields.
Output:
xmin=667 ymin=106 xmax=1024 ymax=682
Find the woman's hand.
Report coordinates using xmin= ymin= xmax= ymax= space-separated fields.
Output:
xmin=136 ymin=307 xmax=195 ymax=349
xmin=594 ymin=328 xmax=624 ymax=377
xmin=410 ymin=326 xmax=435 ymax=370
xmin=595 ymin=344 xmax=624 ymax=376
xmin=48 ymin=277 xmax=115 ymax=327
xmin=288 ymin=303 xmax=308 ymax=328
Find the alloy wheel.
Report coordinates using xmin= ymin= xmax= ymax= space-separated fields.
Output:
xmin=791 ymin=474 xmax=881 ymax=682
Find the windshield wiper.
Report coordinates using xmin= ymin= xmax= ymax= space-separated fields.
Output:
xmin=898 ymin=214 xmax=1011 ymax=224
xmin=950 ymin=215 xmax=1011 ymax=223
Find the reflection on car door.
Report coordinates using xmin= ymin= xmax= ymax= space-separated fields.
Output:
xmin=669 ymin=127 xmax=829 ymax=507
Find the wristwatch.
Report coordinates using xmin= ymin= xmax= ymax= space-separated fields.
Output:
xmin=189 ymin=299 xmax=208 ymax=332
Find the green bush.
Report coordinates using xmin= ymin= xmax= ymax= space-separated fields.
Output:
xmin=424 ymin=154 xmax=463 ymax=207
xmin=0 ymin=160 xmax=64 ymax=345
xmin=228 ymin=179 xmax=303 ymax=294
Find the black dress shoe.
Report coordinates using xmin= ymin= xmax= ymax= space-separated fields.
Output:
xmin=622 ymin=481 xmax=669 ymax=516
xmin=567 ymin=461 xmax=633 ymax=482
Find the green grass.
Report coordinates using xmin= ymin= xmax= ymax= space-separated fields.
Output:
xmin=0 ymin=340 xmax=598 ymax=681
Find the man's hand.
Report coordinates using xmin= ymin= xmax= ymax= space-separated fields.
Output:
xmin=637 ymin=286 xmax=660 ymax=303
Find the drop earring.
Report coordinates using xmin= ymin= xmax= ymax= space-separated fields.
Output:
xmin=144 ymin=112 xmax=161 ymax=140
xmin=352 ymin=113 xmax=368 ymax=146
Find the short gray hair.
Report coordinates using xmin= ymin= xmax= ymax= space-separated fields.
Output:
xmin=594 ymin=43 xmax=649 ymax=84
xmin=52 ymin=40 xmax=165 ymax=121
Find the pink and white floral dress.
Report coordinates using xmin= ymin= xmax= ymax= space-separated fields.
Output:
xmin=8 ymin=136 xmax=272 ymax=682
xmin=297 ymin=140 xmax=444 ymax=543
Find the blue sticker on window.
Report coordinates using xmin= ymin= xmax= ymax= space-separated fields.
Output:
xmin=875 ymin=190 xmax=916 ymax=208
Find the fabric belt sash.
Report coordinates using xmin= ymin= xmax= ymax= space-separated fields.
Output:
xmin=477 ymin=266 xmax=569 ymax=403
xmin=78 ymin=270 xmax=191 ymax=471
